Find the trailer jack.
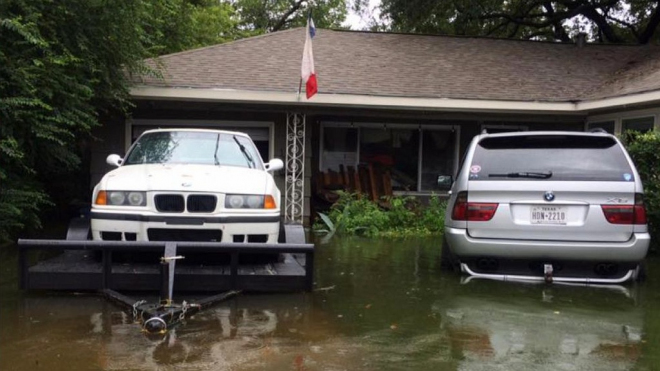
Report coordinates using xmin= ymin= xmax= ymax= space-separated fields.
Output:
xmin=102 ymin=242 xmax=240 ymax=334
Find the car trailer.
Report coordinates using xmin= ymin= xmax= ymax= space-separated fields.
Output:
xmin=18 ymin=220 xmax=314 ymax=334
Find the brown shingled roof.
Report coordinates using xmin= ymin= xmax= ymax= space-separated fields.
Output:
xmin=135 ymin=28 xmax=660 ymax=103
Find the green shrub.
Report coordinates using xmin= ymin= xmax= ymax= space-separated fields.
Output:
xmin=622 ymin=130 xmax=660 ymax=251
xmin=314 ymin=192 xmax=447 ymax=239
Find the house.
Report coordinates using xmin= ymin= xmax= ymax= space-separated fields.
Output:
xmin=91 ymin=28 xmax=660 ymax=225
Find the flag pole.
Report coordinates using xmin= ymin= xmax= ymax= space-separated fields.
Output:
xmin=297 ymin=9 xmax=310 ymax=101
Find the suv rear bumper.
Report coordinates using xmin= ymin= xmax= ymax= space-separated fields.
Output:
xmin=460 ymin=263 xmax=636 ymax=284
xmin=445 ymin=227 xmax=650 ymax=262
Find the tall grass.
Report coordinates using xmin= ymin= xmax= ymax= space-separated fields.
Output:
xmin=314 ymin=192 xmax=446 ymax=239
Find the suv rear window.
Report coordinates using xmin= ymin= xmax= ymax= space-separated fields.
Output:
xmin=470 ymin=135 xmax=634 ymax=182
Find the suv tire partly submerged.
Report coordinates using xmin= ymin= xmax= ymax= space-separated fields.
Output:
xmin=440 ymin=235 xmax=459 ymax=272
xmin=634 ymin=261 xmax=647 ymax=282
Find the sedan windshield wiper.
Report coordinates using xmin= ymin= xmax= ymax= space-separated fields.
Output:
xmin=488 ymin=171 xmax=553 ymax=179
xmin=213 ymin=134 xmax=220 ymax=165
xmin=233 ymin=136 xmax=255 ymax=169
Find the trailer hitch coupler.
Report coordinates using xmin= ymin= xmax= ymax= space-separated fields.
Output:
xmin=143 ymin=317 xmax=167 ymax=334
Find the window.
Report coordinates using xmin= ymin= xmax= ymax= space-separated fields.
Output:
xmin=361 ymin=127 xmax=419 ymax=191
xmin=321 ymin=127 xmax=357 ymax=172
xmin=421 ymin=130 xmax=455 ymax=191
xmin=587 ymin=120 xmax=615 ymax=134
xmin=481 ymin=124 xmax=528 ymax=134
xmin=622 ymin=117 xmax=655 ymax=133
xmin=321 ymin=123 xmax=458 ymax=192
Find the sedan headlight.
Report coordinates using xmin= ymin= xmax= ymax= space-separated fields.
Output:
xmin=95 ymin=191 xmax=147 ymax=206
xmin=225 ymin=194 xmax=276 ymax=209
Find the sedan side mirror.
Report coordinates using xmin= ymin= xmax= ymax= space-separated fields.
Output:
xmin=106 ymin=154 xmax=123 ymax=167
xmin=265 ymin=158 xmax=284 ymax=172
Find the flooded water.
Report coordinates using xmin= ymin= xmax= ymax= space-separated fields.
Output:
xmin=2 ymin=237 xmax=660 ymax=370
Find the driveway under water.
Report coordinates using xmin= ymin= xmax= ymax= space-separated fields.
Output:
xmin=1 ymin=236 xmax=660 ymax=370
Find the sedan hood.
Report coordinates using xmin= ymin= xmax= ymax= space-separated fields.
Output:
xmin=99 ymin=164 xmax=272 ymax=194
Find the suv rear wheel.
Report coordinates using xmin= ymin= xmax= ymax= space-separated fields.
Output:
xmin=440 ymin=235 xmax=458 ymax=272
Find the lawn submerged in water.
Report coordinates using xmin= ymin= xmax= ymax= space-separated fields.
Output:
xmin=1 ymin=236 xmax=660 ymax=370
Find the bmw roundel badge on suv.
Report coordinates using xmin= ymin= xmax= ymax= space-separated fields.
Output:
xmin=544 ymin=191 xmax=555 ymax=202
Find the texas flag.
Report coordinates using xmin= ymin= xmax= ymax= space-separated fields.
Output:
xmin=301 ymin=15 xmax=317 ymax=99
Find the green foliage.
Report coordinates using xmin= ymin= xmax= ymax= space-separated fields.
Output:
xmin=314 ymin=192 xmax=447 ymax=239
xmin=622 ymin=130 xmax=660 ymax=250
xmin=0 ymin=0 xmax=240 ymax=241
xmin=234 ymin=0 xmax=348 ymax=33
xmin=143 ymin=0 xmax=239 ymax=55
xmin=371 ymin=0 xmax=660 ymax=44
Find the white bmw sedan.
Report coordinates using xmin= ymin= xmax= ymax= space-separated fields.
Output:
xmin=90 ymin=129 xmax=284 ymax=243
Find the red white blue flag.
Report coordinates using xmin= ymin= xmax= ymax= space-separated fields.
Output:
xmin=301 ymin=15 xmax=317 ymax=99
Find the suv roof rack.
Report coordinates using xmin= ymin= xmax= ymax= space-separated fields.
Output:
xmin=588 ymin=128 xmax=608 ymax=134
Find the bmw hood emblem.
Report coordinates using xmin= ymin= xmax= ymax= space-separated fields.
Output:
xmin=544 ymin=191 xmax=555 ymax=202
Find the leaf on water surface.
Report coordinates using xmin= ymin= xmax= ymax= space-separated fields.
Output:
xmin=314 ymin=285 xmax=336 ymax=292
xmin=317 ymin=212 xmax=335 ymax=232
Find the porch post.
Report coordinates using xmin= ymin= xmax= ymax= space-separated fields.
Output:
xmin=285 ymin=112 xmax=306 ymax=224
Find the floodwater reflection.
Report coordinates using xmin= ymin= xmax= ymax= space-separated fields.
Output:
xmin=1 ymin=237 xmax=660 ymax=370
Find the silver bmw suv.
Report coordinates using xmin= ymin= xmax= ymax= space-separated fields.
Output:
xmin=443 ymin=131 xmax=651 ymax=283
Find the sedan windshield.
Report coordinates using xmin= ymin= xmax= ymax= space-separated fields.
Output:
xmin=124 ymin=131 xmax=263 ymax=169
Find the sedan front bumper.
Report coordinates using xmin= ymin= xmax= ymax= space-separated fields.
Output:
xmin=91 ymin=211 xmax=280 ymax=243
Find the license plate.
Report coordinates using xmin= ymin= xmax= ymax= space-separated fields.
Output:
xmin=531 ymin=206 xmax=567 ymax=225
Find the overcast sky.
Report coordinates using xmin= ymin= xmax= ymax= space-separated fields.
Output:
xmin=342 ymin=0 xmax=381 ymax=30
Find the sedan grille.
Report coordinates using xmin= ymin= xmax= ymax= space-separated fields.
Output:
xmin=155 ymin=194 xmax=184 ymax=213
xmin=187 ymin=195 xmax=217 ymax=213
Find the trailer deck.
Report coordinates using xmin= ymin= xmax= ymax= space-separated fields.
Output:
xmin=18 ymin=239 xmax=314 ymax=293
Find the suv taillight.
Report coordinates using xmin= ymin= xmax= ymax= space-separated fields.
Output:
xmin=451 ymin=191 xmax=499 ymax=221
xmin=601 ymin=193 xmax=647 ymax=225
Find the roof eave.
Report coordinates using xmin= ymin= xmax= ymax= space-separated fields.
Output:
xmin=130 ymin=86 xmax=660 ymax=115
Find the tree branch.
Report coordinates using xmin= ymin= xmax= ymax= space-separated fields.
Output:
xmin=638 ymin=1 xmax=660 ymax=44
xmin=270 ymin=0 xmax=305 ymax=32
xmin=543 ymin=2 xmax=570 ymax=42
xmin=559 ymin=0 xmax=623 ymax=43
xmin=605 ymin=13 xmax=639 ymax=38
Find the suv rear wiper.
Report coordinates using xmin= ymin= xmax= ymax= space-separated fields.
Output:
xmin=488 ymin=171 xmax=553 ymax=179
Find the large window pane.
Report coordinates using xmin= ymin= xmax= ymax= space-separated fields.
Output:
xmin=587 ymin=121 xmax=615 ymax=134
xmin=421 ymin=130 xmax=456 ymax=191
xmin=623 ymin=117 xmax=655 ymax=133
xmin=360 ymin=128 xmax=418 ymax=191
xmin=321 ymin=127 xmax=357 ymax=171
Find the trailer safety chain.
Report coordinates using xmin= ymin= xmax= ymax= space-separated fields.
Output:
xmin=179 ymin=301 xmax=189 ymax=322
xmin=178 ymin=301 xmax=201 ymax=322
xmin=133 ymin=300 xmax=147 ymax=320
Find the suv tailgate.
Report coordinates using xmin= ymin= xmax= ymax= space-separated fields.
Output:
xmin=467 ymin=180 xmax=636 ymax=242
xmin=466 ymin=134 xmax=638 ymax=242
